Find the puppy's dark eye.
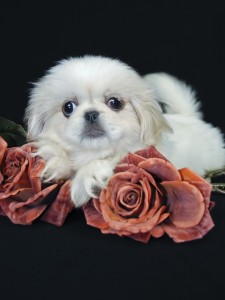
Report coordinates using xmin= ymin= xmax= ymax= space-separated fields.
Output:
xmin=62 ymin=101 xmax=77 ymax=117
xmin=106 ymin=97 xmax=124 ymax=111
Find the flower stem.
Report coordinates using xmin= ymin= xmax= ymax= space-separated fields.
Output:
xmin=205 ymin=167 xmax=225 ymax=179
xmin=211 ymin=183 xmax=225 ymax=194
xmin=204 ymin=167 xmax=225 ymax=195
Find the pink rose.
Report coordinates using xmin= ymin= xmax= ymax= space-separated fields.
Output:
xmin=83 ymin=146 xmax=214 ymax=243
xmin=0 ymin=136 xmax=74 ymax=225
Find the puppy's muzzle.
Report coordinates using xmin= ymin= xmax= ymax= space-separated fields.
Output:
xmin=83 ymin=110 xmax=105 ymax=138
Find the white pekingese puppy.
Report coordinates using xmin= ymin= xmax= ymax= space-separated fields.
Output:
xmin=24 ymin=55 xmax=225 ymax=207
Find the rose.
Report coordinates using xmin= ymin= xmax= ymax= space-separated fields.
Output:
xmin=0 ymin=136 xmax=74 ymax=225
xmin=0 ymin=134 xmax=215 ymax=243
xmin=83 ymin=146 xmax=214 ymax=243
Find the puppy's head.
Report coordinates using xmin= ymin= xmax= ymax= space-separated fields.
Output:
xmin=25 ymin=56 xmax=170 ymax=153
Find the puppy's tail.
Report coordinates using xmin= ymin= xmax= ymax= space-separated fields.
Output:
xmin=143 ymin=72 xmax=202 ymax=118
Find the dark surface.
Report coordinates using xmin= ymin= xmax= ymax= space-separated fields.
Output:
xmin=1 ymin=1 xmax=225 ymax=299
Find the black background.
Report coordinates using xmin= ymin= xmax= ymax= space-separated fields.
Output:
xmin=1 ymin=1 xmax=225 ymax=299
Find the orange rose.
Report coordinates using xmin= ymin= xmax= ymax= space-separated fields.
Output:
xmin=83 ymin=147 xmax=214 ymax=243
xmin=0 ymin=136 xmax=74 ymax=225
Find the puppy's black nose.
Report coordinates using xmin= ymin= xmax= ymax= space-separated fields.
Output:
xmin=84 ymin=111 xmax=99 ymax=123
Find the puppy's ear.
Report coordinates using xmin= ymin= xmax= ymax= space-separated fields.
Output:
xmin=131 ymin=91 xmax=172 ymax=145
xmin=24 ymin=111 xmax=45 ymax=141
xmin=24 ymin=87 xmax=47 ymax=141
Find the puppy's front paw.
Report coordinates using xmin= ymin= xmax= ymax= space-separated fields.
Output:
xmin=41 ymin=156 xmax=72 ymax=182
xmin=34 ymin=140 xmax=72 ymax=182
xmin=70 ymin=160 xmax=114 ymax=207
xmin=70 ymin=176 xmax=91 ymax=208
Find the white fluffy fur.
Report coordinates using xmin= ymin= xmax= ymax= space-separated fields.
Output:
xmin=24 ymin=55 xmax=225 ymax=207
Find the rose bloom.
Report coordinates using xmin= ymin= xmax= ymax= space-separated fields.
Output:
xmin=0 ymin=136 xmax=74 ymax=225
xmin=83 ymin=146 xmax=215 ymax=243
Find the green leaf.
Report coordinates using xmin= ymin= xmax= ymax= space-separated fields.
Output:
xmin=0 ymin=117 xmax=27 ymax=147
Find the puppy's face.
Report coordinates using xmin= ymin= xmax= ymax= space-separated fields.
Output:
xmin=60 ymin=92 xmax=140 ymax=150
xmin=25 ymin=56 xmax=170 ymax=156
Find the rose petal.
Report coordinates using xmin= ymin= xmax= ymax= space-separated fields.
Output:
xmin=162 ymin=210 xmax=215 ymax=243
xmin=179 ymin=168 xmax=212 ymax=204
xmin=110 ymin=171 xmax=136 ymax=183
xmin=139 ymin=158 xmax=181 ymax=181
xmin=135 ymin=146 xmax=169 ymax=161
xmin=7 ymin=188 xmax=34 ymax=202
xmin=117 ymin=187 xmax=143 ymax=217
xmin=161 ymin=181 xmax=205 ymax=228
xmin=0 ymin=183 xmax=59 ymax=225
xmin=151 ymin=225 xmax=165 ymax=238
xmin=100 ymin=226 xmax=152 ymax=243
xmin=0 ymin=173 xmax=4 ymax=185
xmin=0 ymin=136 xmax=7 ymax=164
xmin=115 ymin=146 xmax=170 ymax=172
xmin=128 ymin=231 xmax=152 ymax=243
xmin=92 ymin=198 xmax=102 ymax=213
xmin=0 ymin=197 xmax=47 ymax=225
xmin=105 ymin=174 xmax=140 ymax=212
xmin=131 ymin=168 xmax=163 ymax=195
xmin=29 ymin=157 xmax=45 ymax=193
xmin=119 ymin=153 xmax=146 ymax=166
xmin=2 ymin=159 xmax=29 ymax=193
xmin=0 ymin=186 xmax=34 ymax=200
xmin=83 ymin=198 xmax=109 ymax=230
xmin=21 ymin=143 xmax=36 ymax=154
xmin=8 ymin=184 xmax=58 ymax=211
xmin=0 ymin=205 xmax=6 ymax=216
xmin=138 ymin=176 xmax=152 ymax=217
xmin=118 ymin=187 xmax=141 ymax=208
xmin=142 ymin=190 xmax=162 ymax=220
xmin=179 ymin=167 xmax=207 ymax=183
xmin=41 ymin=180 xmax=74 ymax=226
xmin=12 ymin=163 xmax=32 ymax=191
xmin=103 ymin=202 xmax=168 ymax=233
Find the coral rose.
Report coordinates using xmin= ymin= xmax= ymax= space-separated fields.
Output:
xmin=83 ymin=146 xmax=215 ymax=243
xmin=0 ymin=136 xmax=74 ymax=225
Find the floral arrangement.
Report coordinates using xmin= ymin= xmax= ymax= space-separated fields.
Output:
xmin=0 ymin=117 xmax=224 ymax=243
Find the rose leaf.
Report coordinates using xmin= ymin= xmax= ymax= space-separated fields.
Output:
xmin=0 ymin=117 xmax=27 ymax=147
